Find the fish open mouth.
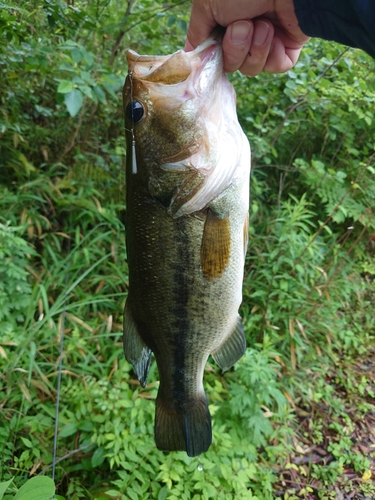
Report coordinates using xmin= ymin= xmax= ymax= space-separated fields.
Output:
xmin=126 ymin=31 xmax=223 ymax=85
xmin=123 ymin=30 xmax=244 ymax=218
xmin=185 ymin=35 xmax=222 ymax=84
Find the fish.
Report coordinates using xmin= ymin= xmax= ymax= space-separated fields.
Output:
xmin=122 ymin=33 xmax=251 ymax=457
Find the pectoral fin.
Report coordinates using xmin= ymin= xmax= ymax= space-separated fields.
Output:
xmin=148 ymin=165 xmax=204 ymax=215
xmin=169 ymin=168 xmax=205 ymax=217
xmin=201 ymin=208 xmax=231 ymax=280
xmin=211 ymin=316 xmax=246 ymax=371
xmin=123 ymin=303 xmax=152 ymax=387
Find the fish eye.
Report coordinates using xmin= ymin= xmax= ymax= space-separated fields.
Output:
xmin=126 ymin=99 xmax=145 ymax=124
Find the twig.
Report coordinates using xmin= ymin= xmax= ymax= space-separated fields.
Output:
xmin=109 ymin=0 xmax=134 ymax=66
xmin=108 ymin=0 xmax=190 ymax=66
xmin=39 ymin=444 xmax=92 ymax=475
xmin=57 ymin=103 xmax=88 ymax=164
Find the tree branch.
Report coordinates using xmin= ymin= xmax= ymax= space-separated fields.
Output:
xmin=109 ymin=0 xmax=134 ymax=66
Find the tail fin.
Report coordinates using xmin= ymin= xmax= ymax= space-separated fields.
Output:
xmin=155 ymin=396 xmax=212 ymax=457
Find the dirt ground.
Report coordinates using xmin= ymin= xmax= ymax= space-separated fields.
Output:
xmin=274 ymin=347 xmax=375 ymax=499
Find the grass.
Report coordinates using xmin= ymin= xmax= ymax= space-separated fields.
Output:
xmin=1 ymin=3 xmax=375 ymax=497
xmin=1 ymin=185 xmax=374 ymax=499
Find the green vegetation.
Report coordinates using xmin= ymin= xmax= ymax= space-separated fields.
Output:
xmin=1 ymin=1 xmax=374 ymax=499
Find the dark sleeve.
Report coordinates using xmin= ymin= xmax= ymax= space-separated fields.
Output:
xmin=293 ymin=0 xmax=375 ymax=58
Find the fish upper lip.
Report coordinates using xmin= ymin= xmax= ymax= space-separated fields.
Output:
xmin=185 ymin=35 xmax=220 ymax=70
xmin=126 ymin=31 xmax=220 ymax=64
xmin=126 ymin=35 xmax=221 ymax=84
xmin=186 ymin=31 xmax=220 ymax=58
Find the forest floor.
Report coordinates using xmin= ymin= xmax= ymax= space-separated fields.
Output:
xmin=273 ymin=344 xmax=375 ymax=499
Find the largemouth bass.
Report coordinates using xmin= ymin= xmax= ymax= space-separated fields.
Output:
xmin=122 ymin=34 xmax=250 ymax=457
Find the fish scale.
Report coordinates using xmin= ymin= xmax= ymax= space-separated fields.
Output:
xmin=122 ymin=34 xmax=251 ymax=456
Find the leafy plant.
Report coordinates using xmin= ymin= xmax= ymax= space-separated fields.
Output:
xmin=0 ymin=223 xmax=36 ymax=342
xmin=0 ymin=476 xmax=55 ymax=500
xmin=1 ymin=1 xmax=374 ymax=498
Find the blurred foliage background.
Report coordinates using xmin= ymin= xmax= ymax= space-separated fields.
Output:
xmin=0 ymin=1 xmax=374 ymax=499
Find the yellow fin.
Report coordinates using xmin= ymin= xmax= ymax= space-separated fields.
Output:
xmin=201 ymin=209 xmax=231 ymax=280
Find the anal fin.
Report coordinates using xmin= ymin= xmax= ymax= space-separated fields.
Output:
xmin=123 ymin=303 xmax=152 ymax=387
xmin=211 ymin=316 xmax=246 ymax=371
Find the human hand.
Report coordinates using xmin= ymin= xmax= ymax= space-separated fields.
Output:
xmin=185 ymin=0 xmax=310 ymax=76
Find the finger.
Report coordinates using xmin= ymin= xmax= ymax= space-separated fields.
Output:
xmin=185 ymin=40 xmax=194 ymax=52
xmin=185 ymin=0 xmax=271 ymax=51
xmin=185 ymin=1 xmax=217 ymax=51
xmin=236 ymin=19 xmax=274 ymax=77
xmin=264 ymin=38 xmax=302 ymax=73
xmin=222 ymin=20 xmax=254 ymax=73
xmin=264 ymin=26 xmax=307 ymax=73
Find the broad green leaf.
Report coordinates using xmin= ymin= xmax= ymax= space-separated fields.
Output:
xmin=57 ymin=80 xmax=74 ymax=94
xmin=105 ymin=490 xmax=122 ymax=498
xmin=127 ymin=489 xmax=138 ymax=500
xmin=13 ymin=476 xmax=55 ymax=500
xmin=0 ymin=479 xmax=13 ymax=500
xmin=80 ymin=71 xmax=95 ymax=86
xmin=93 ymin=85 xmax=106 ymax=104
xmin=59 ymin=423 xmax=78 ymax=437
xmin=71 ymin=48 xmax=83 ymax=64
xmin=91 ymin=446 xmax=106 ymax=467
xmin=64 ymin=89 xmax=83 ymax=117
xmin=78 ymin=84 xmax=94 ymax=100
xmin=20 ymin=436 xmax=33 ymax=448
xmin=77 ymin=420 xmax=93 ymax=432
xmin=101 ymin=75 xmax=122 ymax=98
xmin=64 ymin=39 xmax=78 ymax=46
xmin=72 ymin=75 xmax=85 ymax=86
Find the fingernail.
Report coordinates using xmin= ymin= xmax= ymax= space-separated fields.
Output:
xmin=253 ymin=21 xmax=270 ymax=46
xmin=230 ymin=21 xmax=251 ymax=44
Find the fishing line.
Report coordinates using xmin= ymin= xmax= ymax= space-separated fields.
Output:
xmin=125 ymin=55 xmax=141 ymax=175
xmin=130 ymin=74 xmax=137 ymax=175
xmin=52 ymin=237 xmax=71 ymax=485
xmin=50 ymin=55 xmax=140 ymax=489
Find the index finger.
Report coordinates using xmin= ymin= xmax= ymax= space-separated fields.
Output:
xmin=185 ymin=2 xmax=217 ymax=50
